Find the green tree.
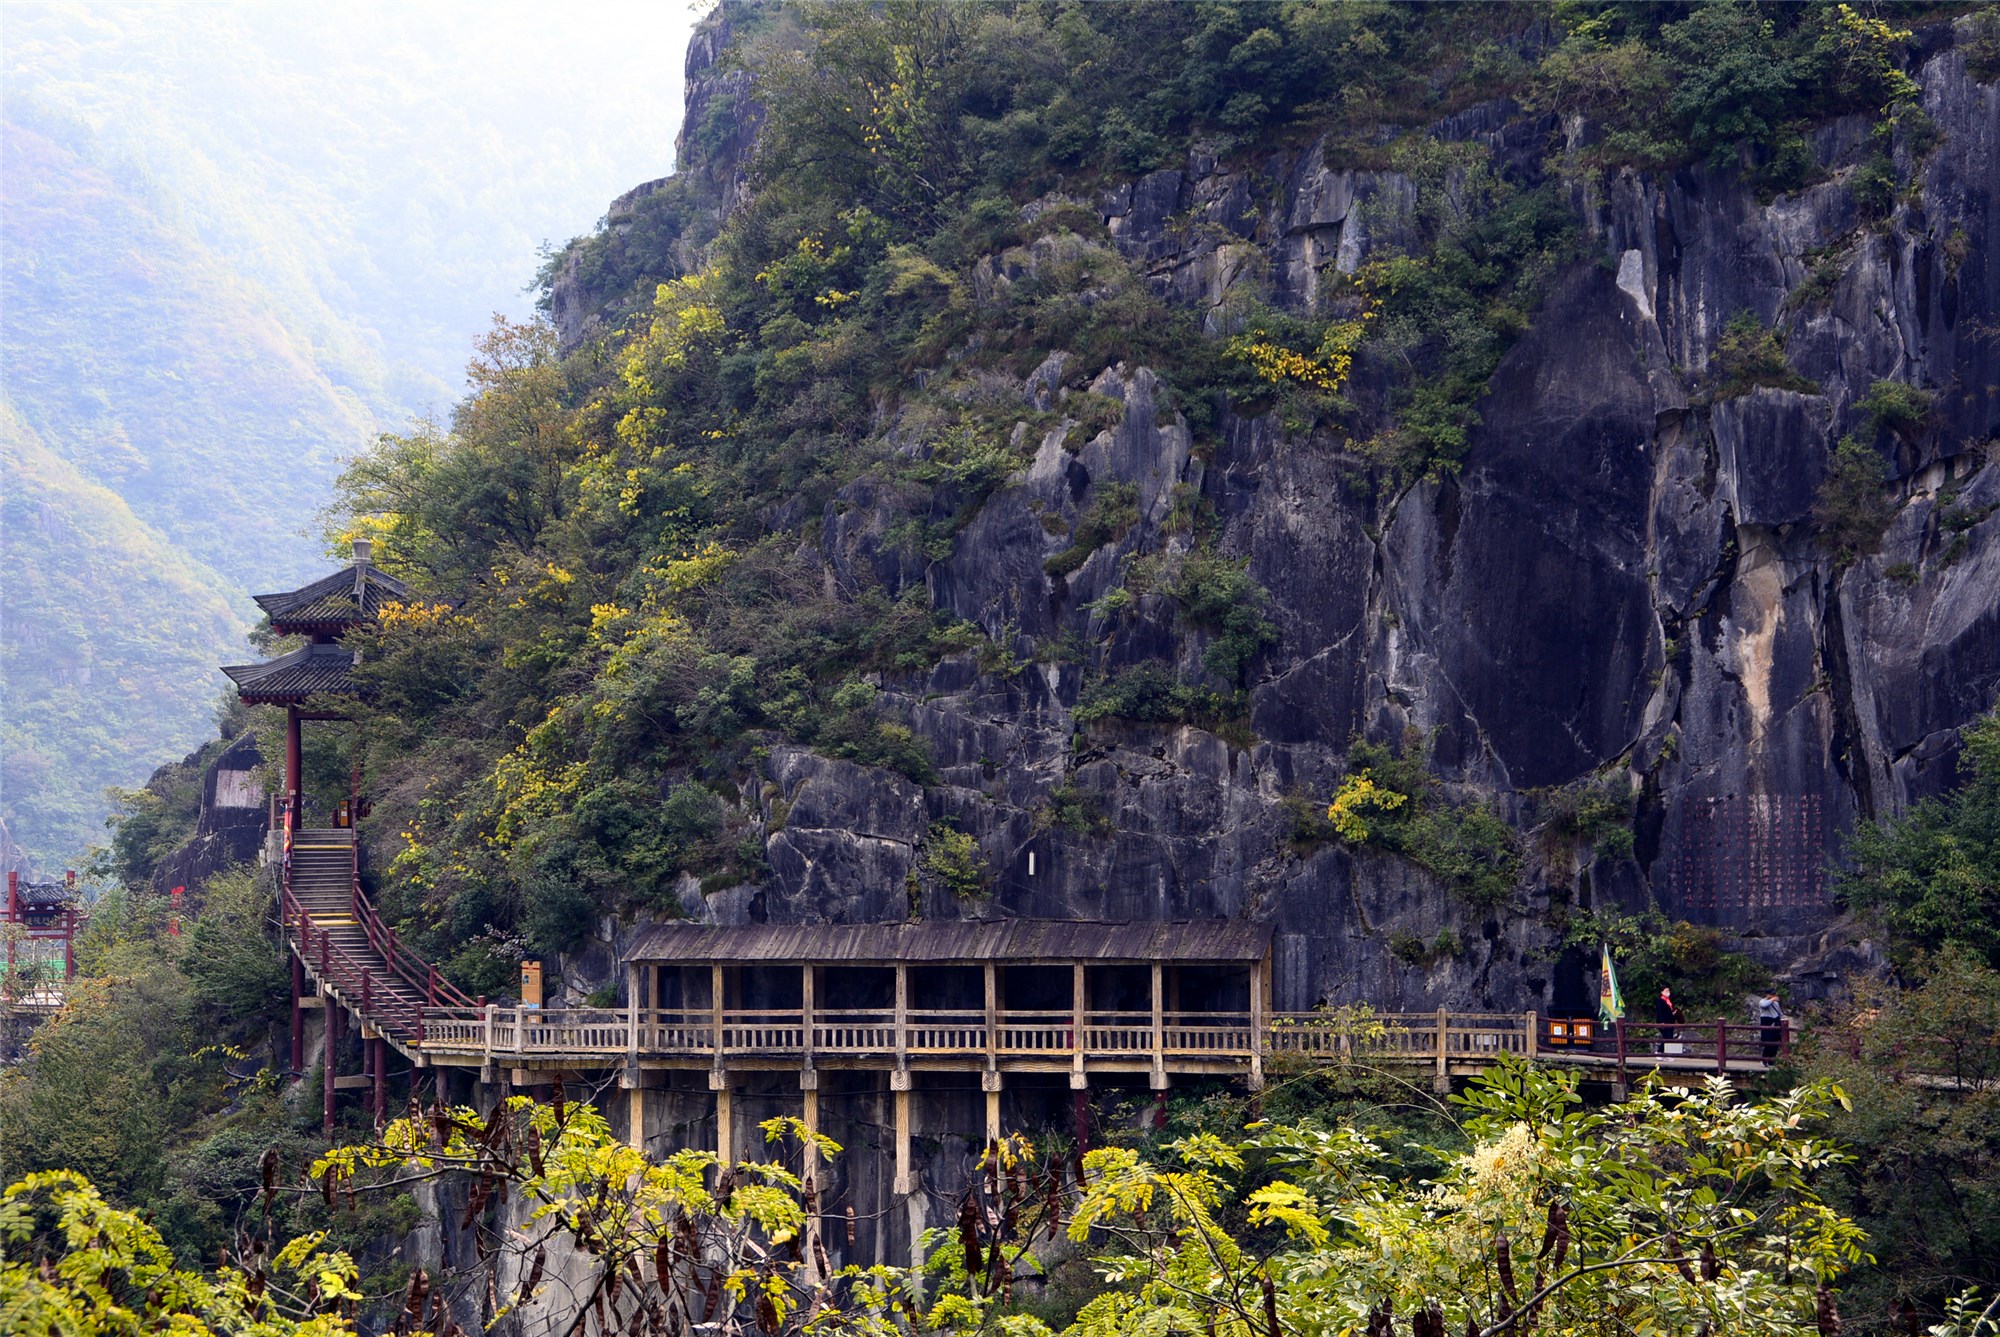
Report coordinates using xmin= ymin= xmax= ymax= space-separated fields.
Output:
xmin=1837 ymin=707 xmax=2000 ymax=969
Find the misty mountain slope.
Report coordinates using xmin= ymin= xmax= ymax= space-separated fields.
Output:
xmin=0 ymin=1 xmax=697 ymax=866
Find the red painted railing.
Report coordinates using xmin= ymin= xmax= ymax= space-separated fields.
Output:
xmin=281 ymin=883 xmax=424 ymax=1042
xmin=1603 ymin=1018 xmax=1791 ymax=1080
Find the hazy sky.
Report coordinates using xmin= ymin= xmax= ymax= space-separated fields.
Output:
xmin=4 ymin=0 xmax=711 ymax=406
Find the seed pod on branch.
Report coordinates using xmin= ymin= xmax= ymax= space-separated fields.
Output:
xmin=1496 ymin=1234 xmax=1518 ymax=1306
xmin=756 ymin=1291 xmax=781 ymax=1334
xmin=1665 ymin=1229 xmax=1697 ymax=1285
xmin=260 ymin=1146 xmax=279 ymax=1216
xmin=846 ymin=1205 xmax=857 ymax=1248
xmin=1262 ymin=1275 xmax=1281 ymax=1337
xmin=402 ymin=1268 xmax=429 ymax=1325
xmin=1700 ymin=1241 xmax=1719 ymax=1282
xmin=1537 ymin=1201 xmax=1564 ymax=1259
xmin=702 ymin=1270 xmax=723 ymax=1322
xmin=1817 ymin=1285 xmax=1842 ymax=1336
xmin=958 ymin=1194 xmax=984 ymax=1280
xmin=525 ymin=1125 xmax=544 ymax=1179
xmin=519 ymin=1247 xmax=546 ymax=1306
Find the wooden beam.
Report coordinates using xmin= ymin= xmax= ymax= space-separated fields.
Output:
xmin=628 ymin=1086 xmax=646 ymax=1154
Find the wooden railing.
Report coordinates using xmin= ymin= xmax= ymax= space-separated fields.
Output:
xmin=277 ymin=803 xmax=474 ymax=1044
xmin=414 ymin=1004 xmax=1791 ymax=1077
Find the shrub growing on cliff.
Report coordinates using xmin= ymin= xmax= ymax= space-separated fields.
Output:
xmin=1858 ymin=378 xmax=1934 ymax=436
xmin=1164 ymin=553 xmax=1279 ymax=684
xmin=919 ymin=818 xmax=989 ymax=899
xmin=1707 ymin=311 xmax=1817 ymax=400
xmin=1812 ymin=434 xmax=1896 ymax=565
xmin=1330 ymin=740 xmax=1523 ymax=906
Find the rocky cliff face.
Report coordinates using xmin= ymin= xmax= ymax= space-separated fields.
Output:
xmin=548 ymin=17 xmax=2000 ymax=1017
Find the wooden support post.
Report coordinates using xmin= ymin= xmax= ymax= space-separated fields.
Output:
xmin=1715 ymin=1019 xmax=1728 ymax=1074
xmin=802 ymin=965 xmax=816 ymax=1070
xmin=626 ymin=962 xmax=641 ymax=1063
xmin=1150 ymin=961 xmax=1166 ymax=1088
xmin=894 ymin=962 xmax=909 ymax=1075
xmin=801 ymin=1071 xmax=823 ymax=1281
xmin=285 ymin=706 xmax=303 ymax=803
xmin=713 ymin=1074 xmax=734 ymax=1170
xmin=711 ymin=964 xmax=726 ymax=1068
xmin=1524 ymin=1010 xmax=1539 ymax=1060
xmin=1070 ymin=962 xmax=1087 ymax=1088
xmin=371 ymin=1036 xmax=386 ymax=1126
xmin=1248 ymin=957 xmax=1268 ymax=1091
xmin=628 ymin=1086 xmax=647 ymax=1154
xmin=323 ymin=994 xmax=339 ymax=1143
xmin=982 ymin=1069 xmax=1002 ymax=1144
xmin=893 ymin=1083 xmax=914 ymax=1196
xmin=983 ymin=962 xmax=999 ymax=1069
xmin=1434 ymin=1005 xmax=1450 ymax=1093
xmin=801 ymin=1072 xmax=820 ymax=1179
xmin=290 ymin=954 xmax=306 ymax=1072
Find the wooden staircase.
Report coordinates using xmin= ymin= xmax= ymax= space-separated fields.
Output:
xmin=281 ymin=825 xmax=471 ymax=1053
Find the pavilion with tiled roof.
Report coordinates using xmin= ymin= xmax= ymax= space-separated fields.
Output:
xmin=222 ymin=539 xmax=407 ymax=808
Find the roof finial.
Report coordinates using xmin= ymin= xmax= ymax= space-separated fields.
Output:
xmin=352 ymin=537 xmax=373 ymax=567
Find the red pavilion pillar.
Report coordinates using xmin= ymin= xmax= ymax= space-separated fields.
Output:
xmin=285 ymin=705 xmax=303 ymax=818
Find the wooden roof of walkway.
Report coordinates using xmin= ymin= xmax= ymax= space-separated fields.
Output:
xmin=626 ymin=918 xmax=1273 ymax=965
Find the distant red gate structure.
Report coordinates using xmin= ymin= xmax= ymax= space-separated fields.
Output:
xmin=3 ymin=870 xmax=81 ymax=1007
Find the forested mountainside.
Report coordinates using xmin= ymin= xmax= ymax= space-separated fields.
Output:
xmin=0 ymin=3 xmax=695 ymax=868
xmin=316 ymin=1 xmax=2000 ymax=1017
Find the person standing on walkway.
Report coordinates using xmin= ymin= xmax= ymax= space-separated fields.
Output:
xmin=1757 ymin=990 xmax=1786 ymax=1062
xmin=1654 ymin=986 xmax=1683 ymax=1055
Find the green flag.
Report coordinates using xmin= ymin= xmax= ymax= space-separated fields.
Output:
xmin=1598 ymin=943 xmax=1625 ymax=1023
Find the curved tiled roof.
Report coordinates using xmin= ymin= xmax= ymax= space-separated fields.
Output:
xmin=254 ymin=563 xmax=411 ymax=631
xmin=221 ymin=643 xmax=361 ymax=703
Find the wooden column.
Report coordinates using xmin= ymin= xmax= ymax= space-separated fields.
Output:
xmin=1070 ymin=962 xmax=1088 ymax=1089
xmin=322 ymin=993 xmax=339 ymax=1142
xmin=285 ymin=706 xmax=303 ymax=806
xmin=983 ymin=1070 xmax=1002 ymax=1145
xmin=1434 ymin=1005 xmax=1451 ymax=1093
xmin=1523 ymin=1010 xmax=1539 ymax=1060
xmin=893 ymin=1084 xmax=913 ymax=1195
xmin=801 ymin=1071 xmax=821 ymax=1179
xmin=371 ymin=1035 xmax=386 ymax=1126
xmin=1149 ymin=961 xmax=1167 ymax=1089
xmin=713 ymin=1076 xmax=734 ymax=1170
xmin=801 ymin=965 xmax=816 ymax=1072
xmin=710 ymin=964 xmax=726 ymax=1069
xmin=1248 ymin=957 xmax=1267 ymax=1091
xmin=290 ymin=954 xmax=306 ymax=1072
xmin=983 ymin=962 xmax=999 ymax=1067
xmin=628 ymin=1086 xmax=647 ymax=1154
xmin=893 ymin=963 xmax=909 ymax=1075
xmin=625 ymin=962 xmax=642 ymax=1070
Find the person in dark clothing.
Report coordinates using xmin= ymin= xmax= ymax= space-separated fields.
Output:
xmin=1757 ymin=991 xmax=1786 ymax=1062
xmin=1654 ymin=987 xmax=1683 ymax=1055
